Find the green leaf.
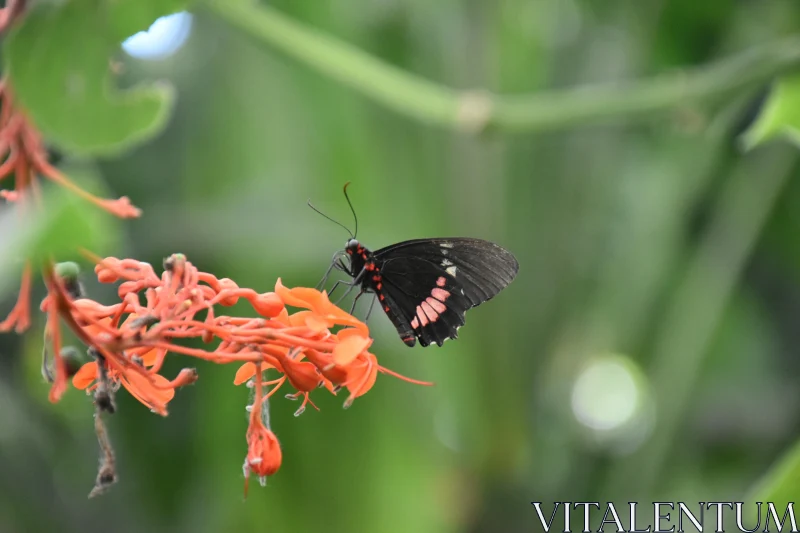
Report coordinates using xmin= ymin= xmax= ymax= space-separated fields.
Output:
xmin=742 ymin=74 xmax=800 ymax=150
xmin=746 ymin=439 xmax=800 ymax=506
xmin=3 ymin=0 xmax=192 ymax=156
xmin=0 ymin=162 xmax=120 ymax=295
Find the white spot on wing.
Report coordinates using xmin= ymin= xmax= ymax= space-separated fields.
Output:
xmin=441 ymin=259 xmax=454 ymax=267
xmin=440 ymin=242 xmax=454 ymax=249
xmin=446 ymin=266 xmax=457 ymax=277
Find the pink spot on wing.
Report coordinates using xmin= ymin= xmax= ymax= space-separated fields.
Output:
xmin=436 ymin=276 xmax=446 ymax=287
xmin=420 ymin=301 xmax=440 ymax=323
xmin=426 ymin=297 xmax=447 ymax=314
xmin=411 ymin=317 xmax=419 ymax=329
xmin=415 ymin=305 xmax=430 ymax=327
xmin=431 ymin=288 xmax=450 ymax=301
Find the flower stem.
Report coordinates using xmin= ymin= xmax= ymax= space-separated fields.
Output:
xmin=202 ymin=0 xmax=800 ymax=133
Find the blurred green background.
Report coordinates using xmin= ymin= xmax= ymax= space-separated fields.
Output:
xmin=3 ymin=1 xmax=800 ymax=532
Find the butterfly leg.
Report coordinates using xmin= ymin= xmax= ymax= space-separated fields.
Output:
xmin=349 ymin=291 xmax=364 ymax=314
xmin=332 ymin=268 xmax=366 ymax=304
xmin=364 ymin=294 xmax=377 ymax=323
xmin=328 ymin=278 xmax=356 ymax=298
xmin=315 ymin=251 xmax=347 ymax=290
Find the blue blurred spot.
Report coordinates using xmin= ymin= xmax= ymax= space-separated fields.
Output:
xmin=122 ymin=12 xmax=193 ymax=60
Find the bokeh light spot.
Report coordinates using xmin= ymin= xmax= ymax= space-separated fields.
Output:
xmin=571 ymin=355 xmax=640 ymax=431
xmin=122 ymin=12 xmax=193 ymax=60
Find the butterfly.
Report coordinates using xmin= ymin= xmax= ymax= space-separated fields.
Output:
xmin=312 ymin=184 xmax=519 ymax=347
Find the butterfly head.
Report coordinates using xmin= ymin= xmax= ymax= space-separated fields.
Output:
xmin=345 ymin=238 xmax=360 ymax=254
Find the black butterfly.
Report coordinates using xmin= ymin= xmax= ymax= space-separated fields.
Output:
xmin=312 ymin=184 xmax=519 ymax=347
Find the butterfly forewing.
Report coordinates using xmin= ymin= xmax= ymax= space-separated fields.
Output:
xmin=372 ymin=238 xmax=518 ymax=347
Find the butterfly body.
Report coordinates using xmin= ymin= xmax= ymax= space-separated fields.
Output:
xmin=341 ymin=237 xmax=518 ymax=347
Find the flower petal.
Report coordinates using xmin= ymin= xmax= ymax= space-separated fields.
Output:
xmin=139 ymin=347 xmax=161 ymax=366
xmin=282 ymin=359 xmax=321 ymax=392
xmin=317 ymin=304 xmax=369 ymax=334
xmin=333 ymin=333 xmax=371 ymax=366
xmin=304 ymin=314 xmax=329 ymax=333
xmin=345 ymin=353 xmax=379 ymax=399
xmin=275 ymin=279 xmax=326 ymax=310
xmin=71 ymin=361 xmax=98 ymax=389
xmin=253 ymin=292 xmax=283 ymax=318
xmin=273 ymin=307 xmax=291 ymax=326
xmin=288 ymin=310 xmax=313 ymax=327
xmin=81 ymin=316 xmax=114 ymax=336
xmin=120 ymin=370 xmax=175 ymax=413
xmin=234 ymin=362 xmax=257 ymax=385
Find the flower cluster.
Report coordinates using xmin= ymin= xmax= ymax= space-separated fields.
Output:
xmin=39 ymin=253 xmax=429 ymax=496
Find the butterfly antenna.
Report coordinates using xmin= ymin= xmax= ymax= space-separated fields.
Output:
xmin=343 ymin=181 xmax=358 ymax=239
xmin=307 ymin=199 xmax=354 ymax=239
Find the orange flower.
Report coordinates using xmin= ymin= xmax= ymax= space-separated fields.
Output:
xmin=246 ymin=419 xmax=282 ymax=477
xmin=343 ymin=351 xmax=379 ymax=408
xmin=243 ymin=418 xmax=282 ymax=495
xmin=71 ymin=347 xmax=176 ymax=413
xmin=72 ymin=347 xmax=159 ymax=388
xmin=275 ymin=278 xmax=368 ymax=334
xmin=243 ymin=363 xmax=282 ymax=497
xmin=280 ymin=357 xmax=322 ymax=392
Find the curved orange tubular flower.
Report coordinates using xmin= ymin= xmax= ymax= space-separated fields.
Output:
xmin=245 ymin=420 xmax=282 ymax=479
xmin=243 ymin=365 xmax=282 ymax=497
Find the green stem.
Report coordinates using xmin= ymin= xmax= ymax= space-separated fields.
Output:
xmin=203 ymin=0 xmax=800 ymax=133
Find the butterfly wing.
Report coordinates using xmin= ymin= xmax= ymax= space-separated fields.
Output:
xmin=373 ymin=238 xmax=518 ymax=347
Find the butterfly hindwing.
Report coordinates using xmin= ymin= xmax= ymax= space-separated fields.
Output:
xmin=372 ymin=238 xmax=518 ymax=347
xmin=377 ymin=258 xmax=469 ymax=347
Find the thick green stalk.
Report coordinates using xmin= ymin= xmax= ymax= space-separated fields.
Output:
xmin=204 ymin=0 xmax=800 ymax=133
